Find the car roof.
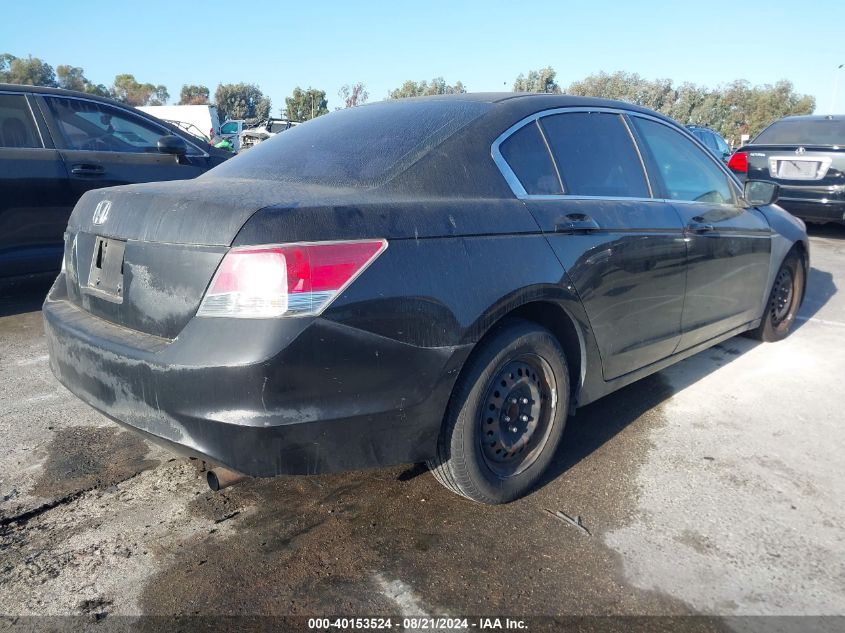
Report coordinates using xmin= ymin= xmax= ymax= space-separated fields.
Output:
xmin=774 ymin=114 xmax=845 ymax=122
xmin=0 ymin=82 xmax=129 ymax=105
xmin=402 ymin=91 xmax=665 ymax=112
xmin=366 ymin=92 xmax=681 ymax=131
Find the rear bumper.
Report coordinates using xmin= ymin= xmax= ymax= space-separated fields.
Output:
xmin=776 ymin=191 xmax=845 ymax=224
xmin=43 ymin=276 xmax=468 ymax=477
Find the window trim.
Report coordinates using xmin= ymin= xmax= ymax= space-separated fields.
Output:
xmin=0 ymin=90 xmax=46 ymax=149
xmin=41 ymin=94 xmax=208 ymax=158
xmin=497 ymin=118 xmax=564 ymax=195
xmin=492 ymin=106 xmax=743 ymax=205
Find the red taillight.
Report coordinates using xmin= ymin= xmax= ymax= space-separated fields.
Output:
xmin=727 ymin=151 xmax=748 ymax=173
xmin=197 ymin=240 xmax=387 ymax=318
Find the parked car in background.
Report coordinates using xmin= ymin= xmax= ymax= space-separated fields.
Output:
xmin=239 ymin=118 xmax=298 ymax=151
xmin=728 ymin=114 xmax=845 ymax=224
xmin=44 ymin=94 xmax=808 ymax=504
xmin=137 ymin=104 xmax=221 ymax=141
xmin=686 ymin=125 xmax=732 ymax=162
xmin=0 ymin=84 xmax=231 ymax=281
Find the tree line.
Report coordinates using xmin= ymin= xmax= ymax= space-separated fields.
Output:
xmin=512 ymin=67 xmax=815 ymax=144
xmin=1 ymin=53 xmax=814 ymax=140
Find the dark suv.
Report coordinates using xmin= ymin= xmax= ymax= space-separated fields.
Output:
xmin=0 ymin=84 xmax=230 ymax=281
xmin=686 ymin=125 xmax=732 ymax=162
xmin=728 ymin=115 xmax=845 ymax=224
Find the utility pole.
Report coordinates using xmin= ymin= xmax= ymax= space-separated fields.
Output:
xmin=831 ymin=64 xmax=844 ymax=114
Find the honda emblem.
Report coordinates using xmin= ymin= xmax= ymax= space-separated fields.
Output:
xmin=93 ymin=200 xmax=111 ymax=225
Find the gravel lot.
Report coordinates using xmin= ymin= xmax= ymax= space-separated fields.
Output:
xmin=1 ymin=227 xmax=843 ymax=628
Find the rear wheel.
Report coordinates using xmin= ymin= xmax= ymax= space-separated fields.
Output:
xmin=427 ymin=319 xmax=569 ymax=504
xmin=748 ymin=250 xmax=805 ymax=342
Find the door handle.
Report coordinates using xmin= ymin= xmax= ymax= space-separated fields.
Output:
xmin=70 ymin=164 xmax=105 ymax=176
xmin=554 ymin=213 xmax=601 ymax=233
xmin=686 ymin=221 xmax=716 ymax=234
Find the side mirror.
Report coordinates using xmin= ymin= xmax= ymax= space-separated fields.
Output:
xmin=744 ymin=180 xmax=779 ymax=207
xmin=156 ymin=135 xmax=188 ymax=156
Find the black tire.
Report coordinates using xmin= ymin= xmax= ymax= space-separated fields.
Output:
xmin=748 ymin=250 xmax=805 ymax=342
xmin=427 ymin=319 xmax=569 ymax=504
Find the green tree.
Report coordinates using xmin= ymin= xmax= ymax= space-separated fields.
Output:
xmin=285 ymin=86 xmax=329 ymax=121
xmin=387 ymin=77 xmax=466 ymax=99
xmin=0 ymin=53 xmax=17 ymax=79
xmin=56 ymin=65 xmax=87 ymax=91
xmin=214 ymin=83 xmax=271 ymax=122
xmin=566 ymin=71 xmax=673 ymax=110
xmin=338 ymin=82 xmax=368 ymax=108
xmin=0 ymin=54 xmax=56 ymax=87
xmin=563 ymin=71 xmax=815 ymax=144
xmin=179 ymin=84 xmax=210 ymax=105
xmin=111 ymin=74 xmax=168 ymax=106
xmin=55 ymin=65 xmax=109 ymax=96
xmin=512 ymin=67 xmax=560 ymax=94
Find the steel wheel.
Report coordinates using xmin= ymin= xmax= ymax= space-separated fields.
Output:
xmin=770 ymin=266 xmax=795 ymax=326
xmin=479 ymin=355 xmax=557 ymax=478
xmin=747 ymin=249 xmax=805 ymax=343
xmin=427 ymin=319 xmax=570 ymax=504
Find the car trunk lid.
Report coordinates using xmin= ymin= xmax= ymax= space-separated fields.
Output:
xmin=62 ymin=177 xmax=313 ymax=339
xmin=66 ymin=177 xmax=297 ymax=246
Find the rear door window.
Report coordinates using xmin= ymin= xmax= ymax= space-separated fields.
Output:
xmin=0 ymin=94 xmax=42 ymax=148
xmin=540 ymin=112 xmax=650 ymax=198
xmin=498 ymin=121 xmax=561 ymax=195
xmin=632 ymin=117 xmax=735 ymax=205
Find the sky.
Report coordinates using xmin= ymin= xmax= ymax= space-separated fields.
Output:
xmin=4 ymin=0 xmax=845 ymax=114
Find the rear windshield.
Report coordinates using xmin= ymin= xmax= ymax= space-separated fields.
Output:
xmin=208 ymin=99 xmax=492 ymax=186
xmin=754 ymin=118 xmax=845 ymax=146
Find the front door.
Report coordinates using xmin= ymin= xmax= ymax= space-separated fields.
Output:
xmin=37 ymin=95 xmax=205 ymax=200
xmin=629 ymin=116 xmax=772 ymax=350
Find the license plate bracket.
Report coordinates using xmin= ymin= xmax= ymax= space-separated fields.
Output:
xmin=769 ymin=156 xmax=832 ymax=180
xmin=778 ymin=160 xmax=818 ymax=179
xmin=86 ymin=236 xmax=126 ymax=302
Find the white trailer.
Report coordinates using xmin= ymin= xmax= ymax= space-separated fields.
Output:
xmin=137 ymin=105 xmax=221 ymax=141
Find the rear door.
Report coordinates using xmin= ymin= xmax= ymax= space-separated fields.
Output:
xmin=629 ymin=115 xmax=772 ymax=350
xmin=0 ymin=92 xmax=73 ymax=278
xmin=495 ymin=109 xmax=688 ymax=380
xmin=36 ymin=95 xmax=206 ymax=199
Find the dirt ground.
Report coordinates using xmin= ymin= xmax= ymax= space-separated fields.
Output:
xmin=1 ymin=227 xmax=844 ymax=631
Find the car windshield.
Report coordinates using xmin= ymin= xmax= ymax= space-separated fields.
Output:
xmin=754 ymin=118 xmax=845 ymax=146
xmin=208 ymin=99 xmax=491 ymax=186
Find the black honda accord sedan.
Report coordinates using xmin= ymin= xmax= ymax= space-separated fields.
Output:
xmin=44 ymin=94 xmax=809 ymax=503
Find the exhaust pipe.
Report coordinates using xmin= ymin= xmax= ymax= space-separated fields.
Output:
xmin=207 ymin=467 xmax=248 ymax=491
